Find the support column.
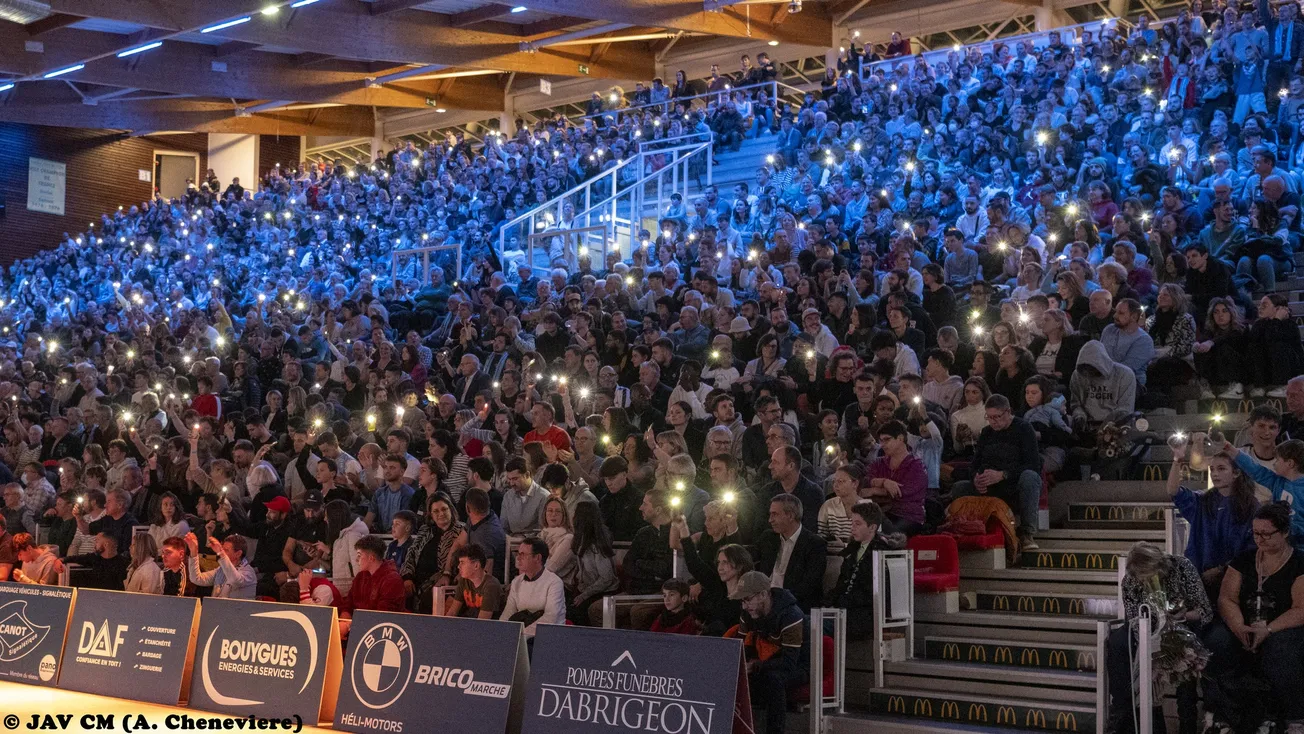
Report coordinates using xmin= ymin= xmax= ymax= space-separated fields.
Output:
xmin=207 ymin=133 xmax=258 ymax=192
xmin=1108 ymin=0 xmax=1128 ymax=19
xmin=1034 ymin=0 xmax=1073 ymax=30
xmin=500 ymin=88 xmax=518 ymax=136
xmin=369 ymin=111 xmax=389 ymax=164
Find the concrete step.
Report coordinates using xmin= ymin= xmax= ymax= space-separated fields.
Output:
xmin=1022 ymin=548 xmax=1123 ymax=571
xmin=960 ymin=567 xmax=1118 ymax=590
xmin=922 ymin=636 xmax=1099 ymax=672
xmin=916 ymin=610 xmax=1101 ymax=647
xmin=1037 ymin=528 xmax=1165 ymax=542
xmin=827 ymin=712 xmax=1011 ymax=734
xmin=860 ymin=687 xmax=1098 ymax=732
xmin=1066 ymin=501 xmax=1169 ymax=526
xmin=882 ymin=659 xmax=1096 ymax=691
xmin=969 ymin=589 xmax=1115 ymax=617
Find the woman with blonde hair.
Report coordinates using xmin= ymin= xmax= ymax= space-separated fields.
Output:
xmin=125 ymin=533 xmax=164 ymax=594
xmin=539 ymin=496 xmax=575 ymax=579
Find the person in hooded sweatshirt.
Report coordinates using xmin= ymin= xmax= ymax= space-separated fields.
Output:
xmin=1069 ymin=340 xmax=1137 ymax=440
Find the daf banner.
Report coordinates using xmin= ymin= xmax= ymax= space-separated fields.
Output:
xmin=56 ymin=588 xmax=198 ymax=705
xmin=188 ymin=598 xmax=342 ymax=724
xmin=0 ymin=582 xmax=74 ymax=687
xmin=335 ymin=613 xmax=529 ymax=734
xmin=522 ymin=626 xmax=750 ymax=734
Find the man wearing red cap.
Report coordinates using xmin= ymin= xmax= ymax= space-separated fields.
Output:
xmin=253 ymin=494 xmax=295 ymax=597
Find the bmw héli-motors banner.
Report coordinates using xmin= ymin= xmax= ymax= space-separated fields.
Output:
xmin=522 ymin=626 xmax=749 ymax=734
xmin=56 ymin=588 xmax=198 ymax=705
xmin=335 ymin=612 xmax=529 ymax=734
xmin=187 ymin=598 xmax=342 ymax=725
xmin=0 ymin=582 xmax=73 ymax=687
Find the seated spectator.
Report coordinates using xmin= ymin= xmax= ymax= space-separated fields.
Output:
xmin=184 ymin=532 xmax=255 ymax=598
xmin=756 ymin=494 xmax=827 ymax=612
xmin=1022 ymin=375 xmax=1073 ymax=476
xmin=1100 ymin=298 xmax=1156 ymax=388
xmin=501 ymin=457 xmax=548 ymax=535
xmin=950 ymin=394 xmax=1042 ymax=549
xmin=819 ymin=465 xmax=869 ymax=558
xmin=9 ymin=533 xmax=58 ymax=585
xmin=828 ymin=502 xmax=905 ymax=640
xmin=402 ymin=493 xmax=468 ymax=612
xmin=649 ymin=578 xmax=701 ymax=635
xmin=1226 ymin=440 xmax=1304 ymax=548
xmin=950 ymin=377 xmax=991 ymax=456
xmin=1106 ymin=543 xmax=1211 ymax=734
xmin=1202 ymin=503 xmax=1304 ymax=733
xmin=288 ymin=567 xmax=342 ymax=608
xmin=334 ymin=535 xmax=407 ymax=636
xmin=1070 ymin=340 xmax=1138 ymax=434
xmin=866 ymin=421 xmax=927 ymax=533
xmin=725 ymin=570 xmax=809 ymax=734
xmin=500 ymin=536 xmax=566 ymax=639
xmin=566 ymin=502 xmax=619 ymax=626
xmin=1194 ymin=297 xmax=1249 ymax=400
xmin=1247 ymin=295 xmax=1304 ymax=398
xmin=464 ymin=487 xmax=506 ymax=580
xmin=443 ymin=544 xmax=503 ymax=620
xmin=597 ymin=456 xmax=646 ymax=543
xmin=385 ymin=510 xmax=417 ymax=570
xmin=763 ymin=446 xmax=824 ymax=533
xmin=1166 ymin=451 xmax=1257 ymax=597
xmin=124 ymin=533 xmax=163 ymax=594
xmin=2 ymin=484 xmax=35 ymax=538
xmin=539 ymin=496 xmax=575 ymax=578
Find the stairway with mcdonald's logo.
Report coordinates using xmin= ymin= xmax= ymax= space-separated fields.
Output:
xmin=825 ymin=478 xmax=1177 ymax=734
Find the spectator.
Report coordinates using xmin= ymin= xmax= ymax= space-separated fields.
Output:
xmin=649 ymin=578 xmax=701 ymax=635
xmin=1070 ymin=340 xmax=1138 ymax=431
xmin=763 ymin=446 xmax=824 ymax=533
xmin=443 ymin=543 xmax=503 ymax=619
xmin=950 ymin=394 xmax=1042 ymax=549
xmin=828 ymin=502 xmax=905 ymax=639
xmin=567 ymin=502 xmax=619 ymax=625
xmin=866 ymin=421 xmax=927 ymax=533
xmin=1226 ymin=439 xmax=1304 ymax=546
xmin=755 ymin=493 xmax=827 ymax=613
xmin=464 ymin=487 xmax=506 ymax=579
xmin=336 ymin=535 xmax=406 ymax=636
xmin=402 ymin=493 xmax=468 ymax=612
xmin=1167 ymin=450 xmax=1257 ymax=596
xmin=500 ymin=536 xmax=566 ymax=639
xmin=9 ymin=533 xmax=58 ymax=585
xmin=184 ymin=532 xmax=255 ymax=598
xmin=724 ymin=570 xmax=809 ymax=734
xmin=124 ymin=533 xmax=163 ymax=594
xmin=1101 ymin=298 xmax=1156 ymax=387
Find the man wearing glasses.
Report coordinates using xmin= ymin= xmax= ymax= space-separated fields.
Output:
xmin=949 ymin=394 xmax=1044 ymax=551
xmin=499 ymin=537 xmax=565 ymax=643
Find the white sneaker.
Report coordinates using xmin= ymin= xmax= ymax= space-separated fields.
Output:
xmin=1218 ymin=383 xmax=1244 ymax=399
xmin=1250 ymin=387 xmax=1267 ymax=398
xmin=1268 ymin=386 xmax=1288 ymax=398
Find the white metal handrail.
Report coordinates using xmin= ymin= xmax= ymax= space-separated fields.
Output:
xmin=579 ymin=80 xmax=790 ymax=123
xmin=809 ymin=607 xmax=847 ymax=734
xmin=1095 ymin=620 xmax=1111 ymax=734
xmin=1138 ymin=605 xmax=1154 ymax=734
xmin=525 ymin=224 xmax=610 ymax=274
xmin=872 ymin=549 xmax=915 ymax=689
xmin=390 ymin=241 xmax=463 ymax=286
xmin=636 ymin=130 xmax=713 ymax=153
xmin=569 ymin=138 xmax=713 ymax=265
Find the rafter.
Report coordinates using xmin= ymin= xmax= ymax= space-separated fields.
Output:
xmin=44 ymin=0 xmax=652 ymax=79
xmin=368 ymin=0 xmax=433 ymax=15
xmin=213 ymin=41 xmax=261 ymax=58
xmin=509 ymin=0 xmax=833 ymax=45
xmin=25 ymin=13 xmax=83 ymax=36
xmin=0 ymin=96 xmax=376 ymax=136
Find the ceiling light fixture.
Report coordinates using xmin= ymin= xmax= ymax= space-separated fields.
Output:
xmin=201 ymin=17 xmax=252 ymax=33
xmin=117 ymin=41 xmax=163 ymax=57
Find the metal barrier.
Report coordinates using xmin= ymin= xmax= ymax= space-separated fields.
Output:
xmin=808 ymin=608 xmax=847 ymax=734
xmin=1138 ymin=606 xmax=1155 ymax=734
xmin=601 ymin=594 xmax=663 ymax=629
xmin=578 ymin=80 xmax=807 ymax=127
xmin=862 ymin=19 xmax=1117 ymax=80
xmin=1095 ymin=620 xmax=1112 ymax=734
xmin=390 ymin=241 xmax=463 ymax=286
xmin=872 ymin=549 xmax=915 ymax=688
xmin=433 ymin=584 xmax=457 ymax=616
xmin=524 ymin=224 xmax=610 ymax=275
xmin=1163 ymin=508 xmax=1188 ymax=558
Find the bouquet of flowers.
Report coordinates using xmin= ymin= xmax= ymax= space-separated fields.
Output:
xmin=1133 ymin=575 xmax=1211 ymax=695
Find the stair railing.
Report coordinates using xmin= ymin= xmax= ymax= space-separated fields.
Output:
xmin=808 ymin=608 xmax=847 ymax=734
xmin=1137 ymin=605 xmax=1155 ymax=734
xmin=390 ymin=241 xmax=463 ymax=286
xmin=872 ymin=549 xmax=915 ymax=689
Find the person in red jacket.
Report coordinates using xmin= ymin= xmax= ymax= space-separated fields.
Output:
xmin=190 ymin=375 xmax=222 ymax=419
xmin=649 ymin=578 xmax=701 ymax=635
xmin=338 ymin=535 xmax=408 ymax=638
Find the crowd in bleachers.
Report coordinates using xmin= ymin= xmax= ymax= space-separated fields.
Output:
xmin=4 ymin=2 xmax=1304 ymax=731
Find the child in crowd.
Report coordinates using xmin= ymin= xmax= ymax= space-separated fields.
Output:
xmin=649 ymin=578 xmax=701 ymax=635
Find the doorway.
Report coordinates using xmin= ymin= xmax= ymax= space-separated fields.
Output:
xmin=154 ymin=152 xmax=198 ymax=200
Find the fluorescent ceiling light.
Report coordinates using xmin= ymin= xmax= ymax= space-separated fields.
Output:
xmin=200 ymin=16 xmax=251 ymax=33
xmin=43 ymin=64 xmax=84 ymax=79
xmin=291 ymin=0 xmax=321 ymax=6
xmin=0 ymin=83 xmax=14 ymax=92
xmin=511 ymin=6 xmax=527 ymax=12
xmin=117 ymin=41 xmax=163 ymax=57
xmin=261 ymin=5 xmax=279 ymax=15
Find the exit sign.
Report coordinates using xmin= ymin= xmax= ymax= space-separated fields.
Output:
xmin=425 ymin=97 xmax=438 ymax=107
xmin=578 ymin=64 xmax=589 ymax=75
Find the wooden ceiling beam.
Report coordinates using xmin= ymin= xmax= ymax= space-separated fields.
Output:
xmin=25 ymin=13 xmax=83 ymax=36
xmin=450 ymin=3 xmax=515 ymax=27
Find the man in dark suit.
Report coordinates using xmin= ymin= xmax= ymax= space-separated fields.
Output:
xmin=755 ymin=493 xmax=827 ymax=613
xmin=452 ymin=354 xmax=492 ymax=407
xmin=1260 ymin=0 xmax=1304 ymax=102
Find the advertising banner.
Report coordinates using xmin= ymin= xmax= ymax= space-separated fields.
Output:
xmin=0 ymin=582 xmax=74 ymax=687
xmin=56 ymin=588 xmax=198 ymax=705
xmin=522 ymin=626 xmax=750 ymax=734
xmin=187 ymin=598 xmax=341 ymax=724
xmin=335 ymin=613 xmax=528 ymax=734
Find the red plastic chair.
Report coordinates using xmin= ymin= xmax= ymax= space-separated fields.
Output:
xmin=787 ymin=635 xmax=835 ymax=704
xmin=907 ymin=534 xmax=960 ymax=593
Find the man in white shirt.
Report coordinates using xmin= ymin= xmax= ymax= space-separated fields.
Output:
xmin=499 ymin=537 xmax=565 ymax=640
xmin=185 ymin=532 xmax=257 ymax=599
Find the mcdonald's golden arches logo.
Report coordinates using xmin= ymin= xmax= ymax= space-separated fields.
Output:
xmin=1056 ymin=711 xmax=1079 ymax=731
xmin=1085 ymin=554 xmax=1104 ymax=569
xmin=887 ymin=696 xmax=907 ymax=714
xmin=1017 ymin=596 xmax=1036 ymax=612
xmin=1239 ymin=400 xmax=1254 ymax=414
xmin=942 ymin=643 xmax=961 ymax=661
xmin=997 ymin=706 xmax=1018 ymax=725
xmin=1269 ymin=399 xmax=1284 ymax=413
xmin=1108 ymin=506 xmax=1124 ymax=521
xmin=1210 ymin=400 xmax=1229 ymax=416
xmin=1062 ymin=553 xmax=1080 ymax=569
xmin=1026 ymin=709 xmax=1047 ymax=727
xmin=968 ymin=704 xmax=988 ymax=723
xmin=1084 ymin=506 xmax=1102 ymax=521
xmin=1144 ymin=464 xmax=1163 ymax=481
xmin=1076 ymin=651 xmax=1096 ymax=669
xmin=994 ymin=647 xmax=1014 ymax=664
xmin=1020 ymin=648 xmax=1040 ymax=666
xmin=968 ymin=645 xmax=987 ymax=662
xmin=1132 ymin=506 xmax=1153 ymax=520
xmin=1042 ymin=597 xmax=1061 ymax=614
xmin=940 ymin=701 xmax=961 ymax=720
xmin=992 ymin=595 xmax=1011 ymax=611
xmin=1068 ymin=598 xmax=1085 ymax=615
xmin=1048 ymin=650 xmax=1069 ymax=669
xmin=914 ymin=699 xmax=934 ymax=716
xmin=1036 ymin=552 xmax=1055 ymax=568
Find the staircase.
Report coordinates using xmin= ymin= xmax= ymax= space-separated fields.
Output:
xmin=826 ymin=480 xmax=1174 ymax=734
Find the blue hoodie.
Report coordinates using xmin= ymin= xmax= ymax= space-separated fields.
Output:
xmin=1233 ymin=452 xmax=1304 ymax=547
